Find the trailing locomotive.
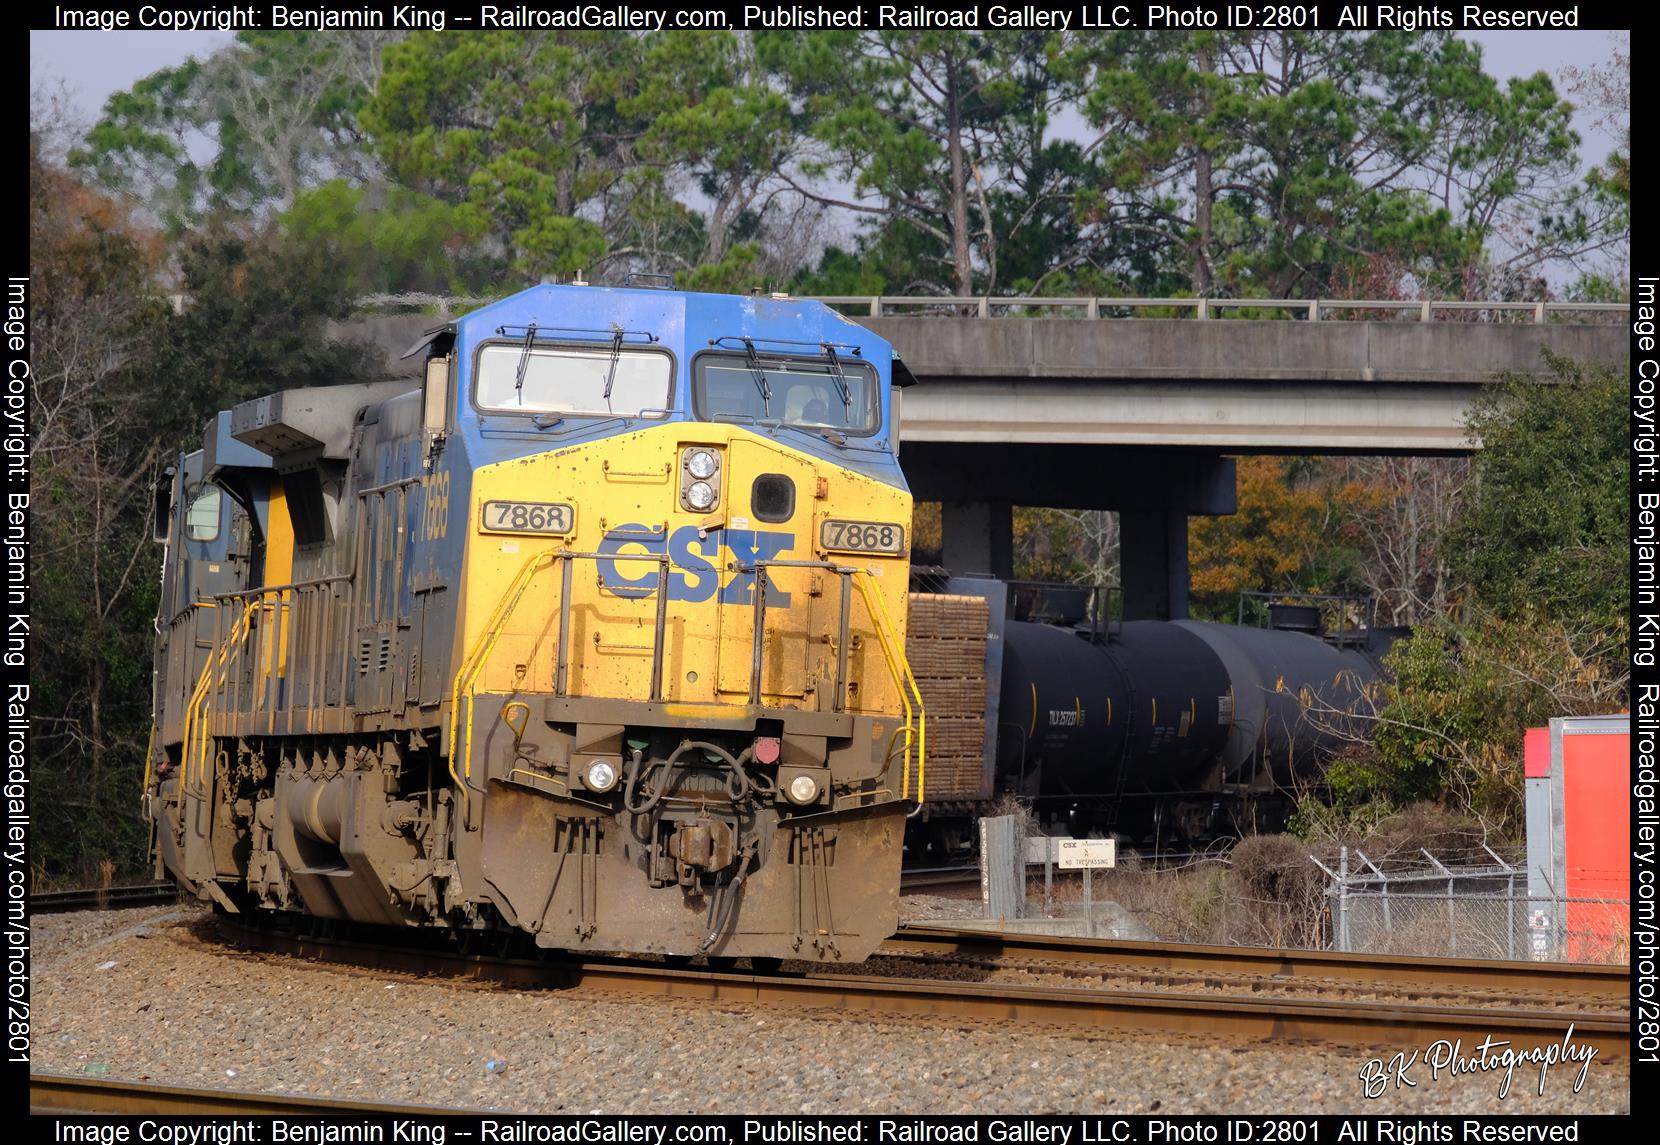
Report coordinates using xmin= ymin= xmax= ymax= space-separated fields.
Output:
xmin=905 ymin=578 xmax=1403 ymax=847
xmin=145 ymin=283 xmax=923 ymax=962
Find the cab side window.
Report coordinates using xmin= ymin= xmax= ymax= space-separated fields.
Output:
xmin=184 ymin=483 xmax=222 ymax=542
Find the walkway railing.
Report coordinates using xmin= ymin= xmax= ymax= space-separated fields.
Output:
xmin=808 ymin=295 xmax=1630 ymax=323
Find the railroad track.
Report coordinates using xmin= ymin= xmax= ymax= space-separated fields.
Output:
xmin=38 ymin=867 xmax=1031 ymax=909
xmin=898 ymin=851 xmax=1228 ymax=893
xmin=30 ymin=1073 xmax=483 ymax=1115
xmin=215 ymin=916 xmax=1630 ymax=1060
xmin=884 ymin=925 xmax=1631 ymax=1001
xmin=30 ymin=883 xmax=180 ymax=914
xmin=898 ymin=865 xmax=982 ymax=891
xmin=34 ymin=857 xmax=1197 ymax=910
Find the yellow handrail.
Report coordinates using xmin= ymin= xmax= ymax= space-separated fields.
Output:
xmin=851 ymin=571 xmax=926 ymax=803
xmin=140 ymin=723 xmax=157 ymax=796
xmin=446 ymin=549 xmax=559 ymax=821
xmin=194 ymin=601 xmax=257 ymax=793
xmin=181 ymin=599 xmax=257 ymax=796
xmin=440 ymin=552 xmax=924 ymax=817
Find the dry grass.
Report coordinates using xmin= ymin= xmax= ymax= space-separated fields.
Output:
xmin=1026 ymin=843 xmax=1328 ymax=949
xmin=1001 ymin=802 xmax=1567 ymax=956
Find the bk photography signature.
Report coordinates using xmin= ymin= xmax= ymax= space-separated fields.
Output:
xmin=1358 ymin=1025 xmax=1598 ymax=1099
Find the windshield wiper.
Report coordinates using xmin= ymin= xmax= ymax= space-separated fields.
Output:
xmin=740 ymin=337 xmax=772 ymax=417
xmin=600 ymin=324 xmax=625 ymax=411
xmin=821 ymin=341 xmax=853 ymax=412
xmin=775 ymin=421 xmax=847 ymax=447
xmin=513 ymin=322 xmax=539 ymax=401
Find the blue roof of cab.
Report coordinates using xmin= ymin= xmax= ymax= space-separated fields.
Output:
xmin=454 ymin=284 xmax=890 ymax=370
xmin=451 ymin=284 xmax=905 ymax=485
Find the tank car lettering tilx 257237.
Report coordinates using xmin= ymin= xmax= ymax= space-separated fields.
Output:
xmin=144 ymin=285 xmax=924 ymax=961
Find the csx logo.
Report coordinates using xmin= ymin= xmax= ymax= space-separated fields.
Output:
xmin=597 ymin=524 xmax=793 ymax=606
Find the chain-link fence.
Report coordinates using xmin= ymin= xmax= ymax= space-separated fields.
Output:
xmin=1315 ymin=846 xmax=1630 ymax=964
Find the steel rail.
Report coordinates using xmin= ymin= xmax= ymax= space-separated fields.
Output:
xmin=217 ymin=918 xmax=1629 ymax=1059
xmin=29 ymin=883 xmax=181 ymax=914
xmin=885 ymin=925 xmax=1631 ymax=1002
xmin=29 ymin=1073 xmax=488 ymax=1116
xmin=898 ymin=866 xmax=982 ymax=892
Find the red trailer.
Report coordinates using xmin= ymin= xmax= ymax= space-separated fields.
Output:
xmin=1523 ymin=715 xmax=1630 ymax=962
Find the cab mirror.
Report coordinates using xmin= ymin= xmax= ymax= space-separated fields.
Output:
xmin=423 ymin=355 xmax=451 ymax=437
xmin=152 ymin=470 xmax=174 ymax=543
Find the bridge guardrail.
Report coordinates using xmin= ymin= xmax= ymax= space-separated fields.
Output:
xmin=349 ymin=292 xmax=1629 ymax=325
xmin=808 ymin=295 xmax=1630 ymax=323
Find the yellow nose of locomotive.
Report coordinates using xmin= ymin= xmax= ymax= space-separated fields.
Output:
xmin=446 ymin=418 xmax=918 ymax=960
xmin=459 ymin=420 xmax=913 ymax=716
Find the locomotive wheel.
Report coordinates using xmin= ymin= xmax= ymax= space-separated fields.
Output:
xmin=928 ymin=822 xmax=966 ymax=858
xmin=750 ymin=957 xmax=783 ymax=975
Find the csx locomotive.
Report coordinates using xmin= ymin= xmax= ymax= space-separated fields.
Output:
xmin=145 ymin=284 xmax=923 ymax=963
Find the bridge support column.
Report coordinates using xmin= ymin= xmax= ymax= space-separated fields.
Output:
xmin=941 ymin=500 xmax=1013 ymax=580
xmin=1120 ymin=509 xmax=1189 ymax=621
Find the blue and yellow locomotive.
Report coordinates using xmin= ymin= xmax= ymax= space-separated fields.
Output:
xmin=145 ymin=283 xmax=924 ymax=962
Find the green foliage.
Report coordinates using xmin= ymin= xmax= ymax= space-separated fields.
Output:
xmin=680 ymin=243 xmax=763 ymax=295
xmin=1322 ymin=613 xmax=1622 ymax=835
xmin=363 ymin=31 xmax=639 ymax=279
xmin=160 ymin=224 xmax=383 ymax=419
xmin=788 ymin=245 xmax=887 ymax=297
xmin=70 ymin=58 xmax=234 ymax=228
xmin=73 ymin=30 xmax=1624 ymax=301
xmin=1448 ymin=355 xmax=1628 ymax=639
xmin=1301 ymin=354 xmax=1629 ymax=835
xmin=1055 ymin=31 xmax=1576 ymax=298
xmin=31 ymin=134 xmax=378 ymax=881
xmin=629 ymin=32 xmax=798 ymax=273
xmin=762 ymin=30 xmax=1041 ymax=295
xmin=71 ymin=32 xmax=386 ymax=227
xmin=282 ymin=180 xmax=491 ymax=296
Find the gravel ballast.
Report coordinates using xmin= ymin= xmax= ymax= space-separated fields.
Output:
xmin=30 ymin=904 xmax=1628 ymax=1115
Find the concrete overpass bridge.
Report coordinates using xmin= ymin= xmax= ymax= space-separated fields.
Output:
xmin=343 ymin=294 xmax=1629 ymax=620
xmin=814 ymin=295 xmax=1627 ymax=618
xmin=828 ymin=295 xmax=1628 ymax=453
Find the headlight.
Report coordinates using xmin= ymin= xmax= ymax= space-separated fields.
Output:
xmin=687 ymin=449 xmax=718 ymax=479
xmin=786 ymin=775 xmax=819 ymax=805
xmin=585 ymin=760 xmax=618 ymax=792
xmin=686 ymin=481 xmax=716 ymax=511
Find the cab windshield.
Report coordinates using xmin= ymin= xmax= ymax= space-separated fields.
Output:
xmin=693 ymin=352 xmax=879 ymax=436
xmin=474 ymin=342 xmax=672 ymax=418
